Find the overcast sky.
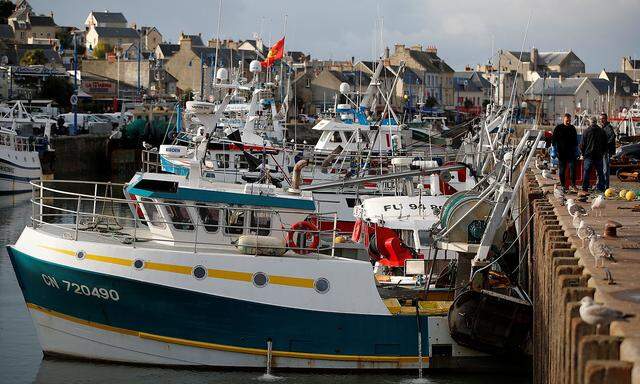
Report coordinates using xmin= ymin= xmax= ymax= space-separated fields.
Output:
xmin=33 ymin=0 xmax=640 ymax=72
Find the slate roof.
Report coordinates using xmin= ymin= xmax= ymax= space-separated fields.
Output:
xmin=157 ymin=43 xmax=180 ymax=58
xmin=453 ymin=71 xmax=491 ymax=92
xmin=626 ymin=58 xmax=640 ymax=69
xmin=183 ymin=34 xmax=204 ymax=47
xmin=287 ymin=50 xmax=306 ymax=63
xmin=91 ymin=11 xmax=127 ymax=24
xmin=329 ymin=70 xmax=371 ymax=87
xmin=524 ymin=77 xmax=585 ymax=96
xmin=589 ymin=78 xmax=611 ymax=95
xmin=508 ymin=51 xmax=572 ymax=66
xmin=602 ymin=72 xmax=637 ymax=96
xmin=28 ymin=15 xmax=56 ymax=27
xmin=190 ymin=46 xmax=241 ymax=68
xmin=93 ymin=27 xmax=139 ymax=39
xmin=408 ymin=50 xmax=440 ymax=72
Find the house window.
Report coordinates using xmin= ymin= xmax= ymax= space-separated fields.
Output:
xmin=165 ymin=200 xmax=194 ymax=230
xmin=197 ymin=204 xmax=220 ymax=233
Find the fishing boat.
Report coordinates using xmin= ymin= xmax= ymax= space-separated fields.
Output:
xmin=0 ymin=127 xmax=44 ymax=195
xmin=7 ymin=162 xmax=499 ymax=370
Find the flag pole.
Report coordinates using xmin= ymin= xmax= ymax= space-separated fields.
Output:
xmin=280 ymin=14 xmax=288 ymax=105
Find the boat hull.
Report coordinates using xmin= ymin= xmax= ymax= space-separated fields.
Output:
xmin=0 ymin=146 xmax=41 ymax=194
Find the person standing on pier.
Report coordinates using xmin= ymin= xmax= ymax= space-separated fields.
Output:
xmin=600 ymin=113 xmax=615 ymax=189
xmin=580 ymin=116 xmax=607 ymax=193
xmin=552 ymin=113 xmax=578 ymax=192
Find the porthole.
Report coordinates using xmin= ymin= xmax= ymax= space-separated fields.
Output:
xmin=314 ymin=278 xmax=330 ymax=294
xmin=133 ymin=259 xmax=145 ymax=270
xmin=252 ymin=272 xmax=269 ymax=288
xmin=76 ymin=250 xmax=86 ymax=260
xmin=192 ymin=265 xmax=207 ymax=280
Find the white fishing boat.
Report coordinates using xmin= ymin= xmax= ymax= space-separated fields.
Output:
xmin=0 ymin=127 xmax=43 ymax=194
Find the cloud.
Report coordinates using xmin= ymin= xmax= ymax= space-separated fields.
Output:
xmin=32 ymin=0 xmax=640 ymax=71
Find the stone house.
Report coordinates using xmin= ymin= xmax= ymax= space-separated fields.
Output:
xmin=453 ymin=71 xmax=492 ymax=111
xmin=524 ymin=77 xmax=600 ymax=122
xmin=621 ymin=56 xmax=640 ymax=80
xmin=85 ymin=27 xmax=139 ymax=54
xmin=8 ymin=0 xmax=58 ymax=45
xmin=498 ymin=49 xmax=585 ymax=82
xmin=387 ymin=44 xmax=455 ymax=109
xmin=138 ymin=26 xmax=162 ymax=52
xmin=309 ymin=67 xmax=371 ymax=113
xmin=154 ymin=43 xmax=180 ymax=60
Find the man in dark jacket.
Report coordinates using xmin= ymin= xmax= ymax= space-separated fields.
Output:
xmin=600 ymin=113 xmax=615 ymax=189
xmin=552 ymin=113 xmax=578 ymax=192
xmin=580 ymin=117 xmax=607 ymax=193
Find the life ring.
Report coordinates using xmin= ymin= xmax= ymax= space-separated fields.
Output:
xmin=286 ymin=221 xmax=320 ymax=254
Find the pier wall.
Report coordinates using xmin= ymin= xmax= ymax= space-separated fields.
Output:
xmin=526 ymin=170 xmax=639 ymax=384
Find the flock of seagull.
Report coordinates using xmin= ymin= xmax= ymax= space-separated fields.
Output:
xmin=539 ymin=165 xmax=635 ymax=330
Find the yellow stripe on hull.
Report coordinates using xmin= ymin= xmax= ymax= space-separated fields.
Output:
xmin=27 ymin=303 xmax=429 ymax=364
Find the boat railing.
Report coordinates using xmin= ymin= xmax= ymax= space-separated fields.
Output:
xmin=29 ymin=180 xmax=339 ymax=258
xmin=141 ymin=149 xmax=162 ymax=173
xmin=0 ymin=131 xmax=39 ymax=152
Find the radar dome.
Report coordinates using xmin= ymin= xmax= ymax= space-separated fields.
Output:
xmin=339 ymin=82 xmax=350 ymax=95
xmin=249 ymin=60 xmax=262 ymax=73
xmin=216 ymin=68 xmax=228 ymax=81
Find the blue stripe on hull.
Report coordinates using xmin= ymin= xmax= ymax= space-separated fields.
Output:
xmin=7 ymin=247 xmax=429 ymax=359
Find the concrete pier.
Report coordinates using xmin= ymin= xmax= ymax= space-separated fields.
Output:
xmin=527 ymin=169 xmax=640 ymax=384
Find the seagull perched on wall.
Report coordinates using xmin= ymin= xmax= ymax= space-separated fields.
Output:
xmin=567 ymin=199 xmax=587 ymax=217
xmin=541 ymin=169 xmax=553 ymax=179
xmin=591 ymin=194 xmax=606 ymax=217
xmin=579 ymin=296 xmax=634 ymax=331
xmin=588 ymin=233 xmax=615 ymax=268
xmin=554 ymin=186 xmax=566 ymax=206
xmin=577 ymin=220 xmax=595 ymax=248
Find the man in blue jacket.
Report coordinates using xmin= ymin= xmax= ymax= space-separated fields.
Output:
xmin=580 ymin=117 xmax=607 ymax=193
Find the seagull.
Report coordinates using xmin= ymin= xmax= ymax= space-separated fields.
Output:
xmin=577 ymin=220 xmax=595 ymax=248
xmin=567 ymin=199 xmax=587 ymax=217
xmin=554 ymin=186 xmax=566 ymax=205
xmin=541 ymin=169 xmax=553 ymax=179
xmin=535 ymin=158 xmax=549 ymax=171
xmin=142 ymin=141 xmax=153 ymax=150
xmin=588 ymin=234 xmax=615 ymax=268
xmin=579 ymin=296 xmax=634 ymax=330
xmin=591 ymin=194 xmax=605 ymax=217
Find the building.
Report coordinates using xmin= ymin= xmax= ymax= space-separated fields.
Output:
xmin=7 ymin=1 xmax=58 ymax=45
xmin=523 ymin=77 xmax=600 ymax=123
xmin=138 ymin=26 xmax=162 ymax=52
xmin=237 ymin=39 xmax=268 ymax=58
xmin=154 ymin=43 xmax=180 ymax=60
xmin=84 ymin=11 xmax=128 ymax=29
xmin=387 ymin=44 xmax=455 ymax=109
xmin=162 ymin=33 xmax=248 ymax=97
xmin=0 ymin=25 xmax=15 ymax=43
xmin=85 ymin=27 xmax=140 ymax=55
xmin=598 ymin=71 xmax=638 ymax=112
xmin=453 ymin=71 xmax=492 ymax=114
xmin=621 ymin=56 xmax=640 ymax=80
xmin=498 ymin=49 xmax=585 ymax=82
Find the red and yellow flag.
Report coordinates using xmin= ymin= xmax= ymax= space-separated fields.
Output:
xmin=261 ymin=37 xmax=285 ymax=68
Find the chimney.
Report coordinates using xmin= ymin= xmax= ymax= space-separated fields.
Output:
xmin=426 ymin=45 xmax=437 ymax=54
xmin=179 ymin=33 xmax=192 ymax=50
xmin=531 ymin=47 xmax=539 ymax=70
xmin=394 ymin=44 xmax=405 ymax=54
xmin=411 ymin=44 xmax=422 ymax=51
xmin=465 ymin=65 xmax=472 ymax=72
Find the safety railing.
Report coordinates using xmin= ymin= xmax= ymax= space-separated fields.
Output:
xmin=30 ymin=179 xmax=339 ymax=258
xmin=0 ymin=131 xmax=39 ymax=152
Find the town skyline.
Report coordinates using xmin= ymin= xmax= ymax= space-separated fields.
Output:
xmin=30 ymin=0 xmax=640 ymax=73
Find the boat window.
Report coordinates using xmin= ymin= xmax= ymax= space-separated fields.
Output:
xmin=164 ymin=200 xmax=194 ymax=230
xmin=215 ymin=153 xmax=230 ymax=168
xmin=140 ymin=198 xmax=166 ymax=229
xmin=417 ymin=230 xmax=432 ymax=247
xmin=330 ymin=131 xmax=342 ymax=143
xmin=197 ymin=204 xmax=220 ymax=233
xmin=250 ymin=211 xmax=271 ymax=236
xmin=343 ymin=131 xmax=353 ymax=142
xmin=236 ymin=154 xmax=248 ymax=169
xmin=225 ymin=208 xmax=245 ymax=235
xmin=400 ymin=230 xmax=415 ymax=249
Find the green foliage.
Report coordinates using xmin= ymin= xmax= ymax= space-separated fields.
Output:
xmin=55 ymin=30 xmax=73 ymax=49
xmin=41 ymin=76 xmax=74 ymax=109
xmin=92 ymin=42 xmax=113 ymax=59
xmin=20 ymin=49 xmax=48 ymax=66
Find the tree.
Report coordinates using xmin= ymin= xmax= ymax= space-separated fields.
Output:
xmin=0 ymin=1 xmax=14 ymax=22
xmin=92 ymin=42 xmax=113 ymax=59
xmin=41 ymin=76 xmax=74 ymax=109
xmin=20 ymin=49 xmax=48 ymax=66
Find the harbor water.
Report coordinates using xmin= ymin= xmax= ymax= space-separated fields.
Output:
xmin=0 ymin=193 xmax=531 ymax=384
